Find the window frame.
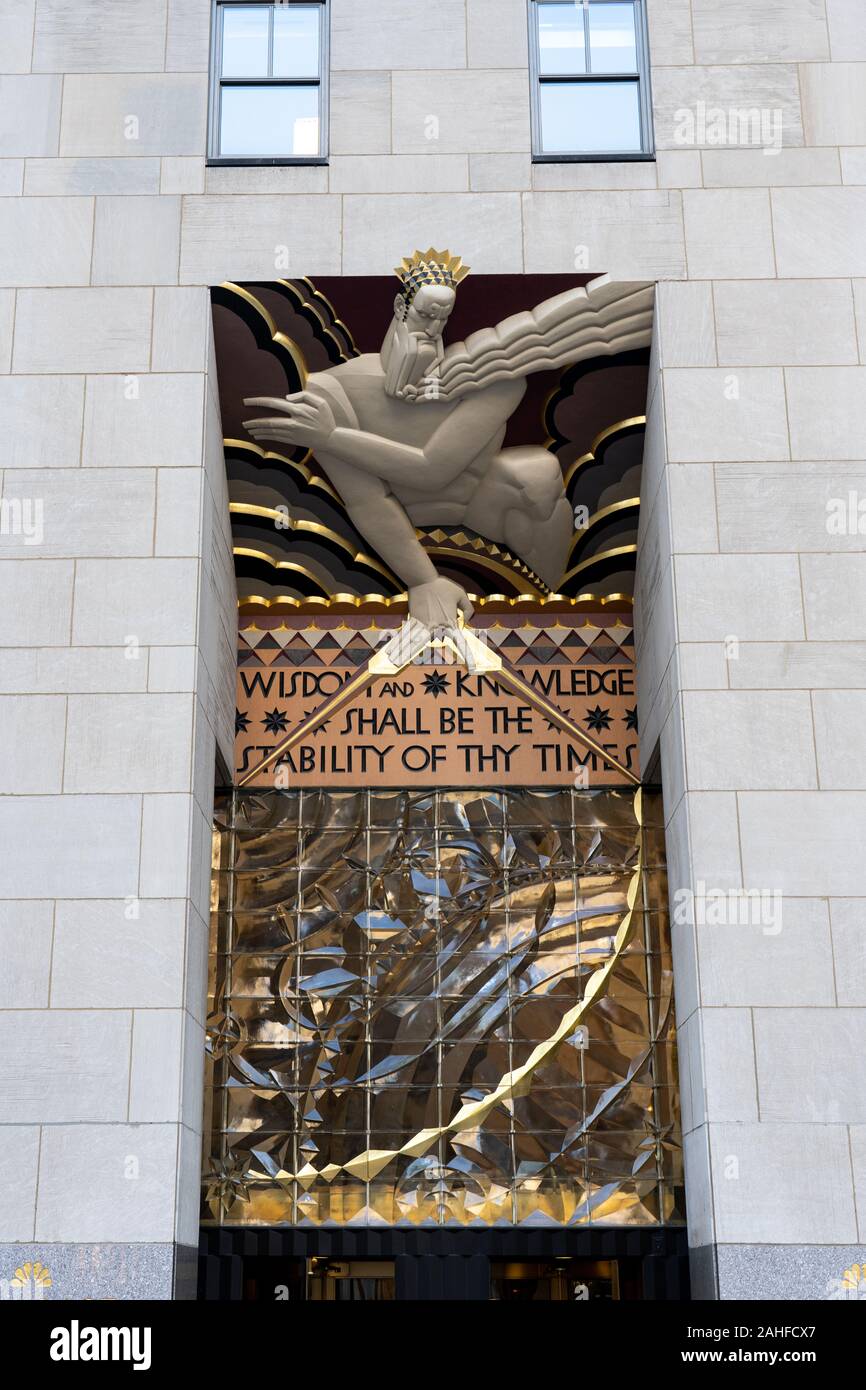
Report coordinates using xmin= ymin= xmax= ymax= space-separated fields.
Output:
xmin=528 ymin=0 xmax=654 ymax=162
xmin=208 ymin=0 xmax=330 ymax=166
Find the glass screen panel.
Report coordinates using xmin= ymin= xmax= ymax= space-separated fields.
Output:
xmin=204 ymin=788 xmax=683 ymax=1229
xmin=273 ymin=4 xmax=321 ymax=77
xmin=537 ymin=2 xmax=587 ymax=74
xmin=220 ymin=84 xmax=320 ymax=157
xmin=588 ymin=2 xmax=638 ymax=74
xmin=221 ymin=5 xmax=270 ymax=77
xmin=540 ymin=79 xmax=641 ymax=153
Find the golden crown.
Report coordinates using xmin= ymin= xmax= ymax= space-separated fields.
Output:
xmin=394 ymin=248 xmax=471 ymax=304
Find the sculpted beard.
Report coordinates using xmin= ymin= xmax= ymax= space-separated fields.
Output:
xmin=383 ymin=314 xmax=444 ymax=399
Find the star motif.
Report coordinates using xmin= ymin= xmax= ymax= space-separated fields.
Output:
xmin=544 ymin=704 xmax=573 ymax=734
xmin=624 ymin=707 xmax=639 ymax=732
xmin=584 ymin=704 xmax=613 ymax=734
xmin=205 ymin=1159 xmax=251 ymax=1217
xmin=262 ymin=708 xmax=289 ymax=734
xmin=422 ymin=672 xmax=450 ymax=697
xmin=235 ymin=709 xmax=251 ymax=733
xmin=206 ymin=1008 xmax=242 ymax=1059
xmin=301 ymin=708 xmax=331 ymax=735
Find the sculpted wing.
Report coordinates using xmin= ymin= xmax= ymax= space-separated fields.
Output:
xmin=434 ymin=274 xmax=654 ymax=401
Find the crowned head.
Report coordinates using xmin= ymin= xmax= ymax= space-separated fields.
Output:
xmin=393 ymin=248 xmax=470 ymax=345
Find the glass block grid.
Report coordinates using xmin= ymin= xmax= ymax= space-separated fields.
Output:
xmin=204 ymin=788 xmax=684 ymax=1227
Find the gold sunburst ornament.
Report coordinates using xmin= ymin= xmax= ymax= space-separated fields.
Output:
xmin=394 ymin=247 xmax=471 ymax=304
xmin=841 ymin=1263 xmax=866 ymax=1291
xmin=825 ymin=1262 xmax=866 ymax=1299
xmin=11 ymin=1261 xmax=52 ymax=1289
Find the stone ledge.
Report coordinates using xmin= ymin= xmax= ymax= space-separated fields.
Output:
xmin=0 ymin=1243 xmax=197 ymax=1301
xmin=690 ymin=1243 xmax=866 ymax=1300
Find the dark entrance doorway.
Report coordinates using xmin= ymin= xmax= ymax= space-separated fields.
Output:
xmin=198 ymin=1228 xmax=689 ymax=1300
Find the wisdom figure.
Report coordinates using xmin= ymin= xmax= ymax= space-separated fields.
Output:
xmin=246 ymin=251 xmax=652 ymax=629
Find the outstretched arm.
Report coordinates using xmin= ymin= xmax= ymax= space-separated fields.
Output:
xmin=244 ymin=378 xmax=523 ymax=492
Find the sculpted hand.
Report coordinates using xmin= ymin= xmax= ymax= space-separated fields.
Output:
xmin=244 ymin=390 xmax=337 ymax=451
xmin=408 ymin=576 xmax=474 ymax=633
xmin=396 ymin=375 xmax=439 ymax=404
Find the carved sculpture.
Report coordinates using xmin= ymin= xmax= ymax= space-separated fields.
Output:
xmin=245 ymin=252 xmax=653 ymax=629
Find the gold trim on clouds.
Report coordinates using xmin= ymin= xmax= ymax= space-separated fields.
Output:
xmin=563 ymin=415 xmax=647 ymax=490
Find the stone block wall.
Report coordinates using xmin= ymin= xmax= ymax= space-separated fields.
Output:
xmin=0 ymin=0 xmax=863 ymax=1298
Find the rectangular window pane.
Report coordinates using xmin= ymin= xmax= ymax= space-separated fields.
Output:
xmin=221 ymin=5 xmax=270 ymax=77
xmin=273 ymin=4 xmax=321 ymax=78
xmin=537 ymin=1 xmax=586 ymax=75
xmin=220 ymin=85 xmax=320 ymax=157
xmin=539 ymin=80 xmax=641 ymax=153
xmin=588 ymin=2 xmax=638 ymax=73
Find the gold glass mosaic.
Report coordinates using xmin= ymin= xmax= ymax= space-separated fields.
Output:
xmin=204 ymin=788 xmax=684 ymax=1227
